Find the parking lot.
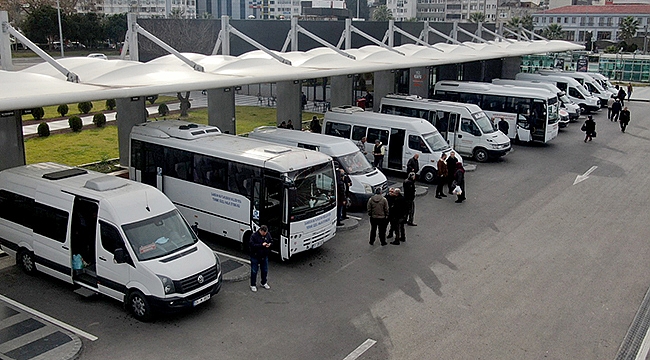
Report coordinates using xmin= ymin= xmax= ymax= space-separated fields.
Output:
xmin=1 ymin=100 xmax=650 ymax=359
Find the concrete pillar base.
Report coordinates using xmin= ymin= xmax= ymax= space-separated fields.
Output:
xmin=0 ymin=111 xmax=25 ymax=171
xmin=207 ymin=88 xmax=236 ymax=134
xmin=116 ymin=97 xmax=147 ymax=167
xmin=330 ymin=75 xmax=354 ymax=108
xmin=277 ymin=81 xmax=302 ymax=130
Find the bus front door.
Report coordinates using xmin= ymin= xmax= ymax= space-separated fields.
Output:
xmin=388 ymin=128 xmax=405 ymax=171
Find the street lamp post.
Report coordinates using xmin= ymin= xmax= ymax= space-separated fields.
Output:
xmin=56 ymin=0 xmax=64 ymax=57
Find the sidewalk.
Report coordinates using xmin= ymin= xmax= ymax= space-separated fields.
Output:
xmin=630 ymin=86 xmax=650 ymax=102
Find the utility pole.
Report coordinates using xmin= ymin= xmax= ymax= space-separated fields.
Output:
xmin=644 ymin=24 xmax=648 ymax=55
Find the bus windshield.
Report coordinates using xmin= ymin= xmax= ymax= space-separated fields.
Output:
xmin=473 ymin=112 xmax=496 ymax=134
xmin=336 ymin=152 xmax=374 ymax=175
xmin=559 ymin=93 xmax=572 ymax=104
xmin=122 ymin=210 xmax=198 ymax=261
xmin=547 ymin=97 xmax=558 ymax=124
xmin=423 ymin=132 xmax=451 ymax=152
xmin=289 ymin=162 xmax=336 ymax=219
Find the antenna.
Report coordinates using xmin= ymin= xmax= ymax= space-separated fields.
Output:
xmin=145 ymin=190 xmax=150 ymax=212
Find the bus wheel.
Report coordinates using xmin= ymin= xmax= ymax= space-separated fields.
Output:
xmin=18 ymin=249 xmax=36 ymax=275
xmin=127 ymin=290 xmax=153 ymax=322
xmin=420 ymin=168 xmax=437 ymax=184
xmin=473 ymin=148 xmax=489 ymax=163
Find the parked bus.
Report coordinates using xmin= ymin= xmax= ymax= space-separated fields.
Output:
xmin=379 ymin=94 xmax=511 ymax=162
xmin=538 ymin=69 xmax=613 ymax=105
xmin=0 ymin=162 xmax=222 ymax=321
xmin=515 ymin=73 xmax=600 ymax=113
xmin=129 ymin=120 xmax=338 ymax=261
xmin=322 ymin=106 xmax=462 ymax=184
xmin=248 ymin=127 xmax=388 ymax=207
xmin=433 ymin=81 xmax=559 ymax=143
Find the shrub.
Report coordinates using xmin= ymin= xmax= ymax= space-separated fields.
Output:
xmin=37 ymin=122 xmax=50 ymax=137
xmin=105 ymin=99 xmax=116 ymax=110
xmin=68 ymin=116 xmax=83 ymax=132
xmin=158 ymin=103 xmax=169 ymax=116
xmin=93 ymin=113 xmax=106 ymax=127
xmin=78 ymin=101 xmax=93 ymax=114
xmin=57 ymin=104 xmax=69 ymax=117
xmin=32 ymin=107 xmax=45 ymax=120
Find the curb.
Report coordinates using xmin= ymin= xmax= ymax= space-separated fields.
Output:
xmin=336 ymin=217 xmax=359 ymax=231
xmin=215 ymin=252 xmax=250 ymax=282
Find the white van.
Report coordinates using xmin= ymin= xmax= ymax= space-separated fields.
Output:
xmin=538 ymin=70 xmax=611 ymax=105
xmin=491 ymin=79 xmax=580 ymax=123
xmin=0 ymin=163 xmax=222 ymax=321
xmin=379 ymin=94 xmax=511 ymax=162
xmin=323 ymin=106 xmax=463 ymax=184
xmin=248 ymin=127 xmax=388 ymax=206
xmin=515 ymin=73 xmax=600 ymax=113
xmin=586 ymin=72 xmax=617 ymax=95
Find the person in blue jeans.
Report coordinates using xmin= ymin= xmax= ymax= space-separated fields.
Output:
xmin=249 ymin=225 xmax=273 ymax=292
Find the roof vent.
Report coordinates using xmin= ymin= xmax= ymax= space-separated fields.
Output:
xmin=42 ymin=168 xmax=87 ymax=180
xmin=84 ymin=176 xmax=127 ymax=191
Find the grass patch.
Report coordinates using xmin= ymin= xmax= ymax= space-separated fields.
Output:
xmin=25 ymin=107 xmax=323 ymax=168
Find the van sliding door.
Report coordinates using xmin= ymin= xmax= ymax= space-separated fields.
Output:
xmin=388 ymin=128 xmax=405 ymax=171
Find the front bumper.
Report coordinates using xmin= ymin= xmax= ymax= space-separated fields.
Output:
xmin=148 ymin=273 xmax=222 ymax=314
xmin=487 ymin=147 xmax=511 ymax=158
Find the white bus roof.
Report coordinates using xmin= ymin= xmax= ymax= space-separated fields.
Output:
xmin=249 ymin=127 xmax=359 ymax=157
xmin=381 ymin=94 xmax=484 ymax=113
xmin=515 ymin=73 xmax=585 ymax=88
xmin=435 ymin=81 xmax=557 ymax=99
xmin=0 ymin=162 xmax=175 ymax=225
xmin=131 ymin=120 xmax=333 ymax=173
xmin=325 ymin=106 xmax=441 ymax=133
xmin=491 ymin=79 xmax=564 ymax=94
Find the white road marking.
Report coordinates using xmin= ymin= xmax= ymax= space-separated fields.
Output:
xmin=214 ymin=251 xmax=251 ymax=264
xmin=0 ymin=294 xmax=98 ymax=341
xmin=346 ymin=215 xmax=362 ymax=221
xmin=573 ymin=165 xmax=598 ymax=185
xmin=635 ymin=326 xmax=650 ymax=360
xmin=343 ymin=339 xmax=377 ymax=360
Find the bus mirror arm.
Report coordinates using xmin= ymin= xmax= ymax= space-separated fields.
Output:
xmin=191 ymin=222 xmax=199 ymax=234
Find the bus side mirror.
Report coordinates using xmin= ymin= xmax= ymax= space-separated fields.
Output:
xmin=114 ymin=248 xmax=127 ymax=264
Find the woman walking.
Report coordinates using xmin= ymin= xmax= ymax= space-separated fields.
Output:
xmin=453 ymin=162 xmax=466 ymax=203
xmin=583 ymin=115 xmax=596 ymax=142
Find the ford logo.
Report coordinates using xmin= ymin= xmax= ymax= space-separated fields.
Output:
xmin=197 ymin=275 xmax=204 ymax=284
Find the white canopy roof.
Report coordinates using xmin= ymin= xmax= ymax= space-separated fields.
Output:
xmin=0 ymin=39 xmax=582 ymax=112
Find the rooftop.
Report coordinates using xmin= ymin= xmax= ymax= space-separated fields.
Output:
xmin=538 ymin=4 xmax=650 ymax=14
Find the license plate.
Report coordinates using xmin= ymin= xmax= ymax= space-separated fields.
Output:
xmin=193 ymin=294 xmax=210 ymax=306
xmin=314 ymin=239 xmax=323 ymax=248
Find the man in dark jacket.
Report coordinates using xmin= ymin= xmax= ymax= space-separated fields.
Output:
xmin=406 ymin=154 xmax=420 ymax=176
xmin=611 ymin=98 xmax=622 ymax=122
xmin=436 ymin=153 xmax=448 ymax=199
xmin=498 ymin=118 xmax=509 ymax=136
xmin=389 ymin=188 xmax=407 ymax=245
xmin=403 ymin=172 xmax=417 ymax=226
xmin=620 ymin=107 xmax=631 ymax=133
xmin=446 ymin=152 xmax=458 ymax=194
xmin=367 ymin=188 xmax=389 ymax=246
xmin=617 ymin=87 xmax=627 ymax=106
xmin=249 ymin=225 xmax=273 ymax=292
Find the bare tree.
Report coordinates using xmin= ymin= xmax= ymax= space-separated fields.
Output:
xmin=177 ymin=91 xmax=191 ymax=117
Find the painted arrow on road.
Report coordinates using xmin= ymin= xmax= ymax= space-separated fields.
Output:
xmin=573 ymin=166 xmax=598 ymax=185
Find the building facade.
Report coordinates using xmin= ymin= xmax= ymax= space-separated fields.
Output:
xmin=386 ymin=0 xmax=497 ymax=22
xmin=81 ymin=0 xmax=197 ymax=18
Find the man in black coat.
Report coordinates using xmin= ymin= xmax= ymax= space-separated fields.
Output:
xmin=611 ymin=99 xmax=622 ymax=122
xmin=249 ymin=225 xmax=273 ymax=292
xmin=389 ymin=188 xmax=407 ymax=245
xmin=403 ymin=172 xmax=417 ymax=226
xmin=406 ymin=154 xmax=420 ymax=176
xmin=446 ymin=152 xmax=458 ymax=195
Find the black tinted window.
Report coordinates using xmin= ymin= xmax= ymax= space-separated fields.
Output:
xmin=33 ymin=203 xmax=68 ymax=242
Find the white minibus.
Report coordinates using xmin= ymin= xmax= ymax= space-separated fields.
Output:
xmin=379 ymin=94 xmax=511 ymax=162
xmin=433 ymin=81 xmax=559 ymax=143
xmin=538 ymin=70 xmax=611 ymax=105
xmin=491 ymin=79 xmax=580 ymax=123
xmin=0 ymin=162 xmax=222 ymax=321
xmin=515 ymin=73 xmax=600 ymax=113
xmin=586 ymin=72 xmax=617 ymax=94
xmin=248 ymin=127 xmax=388 ymax=207
xmin=130 ymin=120 xmax=337 ymax=261
xmin=323 ymin=106 xmax=463 ymax=184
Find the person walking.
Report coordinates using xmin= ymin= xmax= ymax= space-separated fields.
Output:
xmin=617 ymin=86 xmax=627 ymax=107
xmin=607 ymin=95 xmax=615 ymax=121
xmin=373 ymin=140 xmax=385 ymax=170
xmin=389 ymin=188 xmax=407 ymax=245
xmin=453 ymin=162 xmax=466 ymax=203
xmin=446 ymin=152 xmax=458 ymax=195
xmin=356 ymin=136 xmax=368 ymax=155
xmin=406 ymin=153 xmax=420 ymax=176
xmin=367 ymin=188 xmax=389 ymax=246
xmin=498 ymin=118 xmax=509 ymax=137
xmin=309 ymin=116 xmax=321 ymax=133
xmin=435 ymin=153 xmax=448 ymax=199
xmin=627 ymin=82 xmax=633 ymax=101
xmin=620 ymin=107 xmax=631 ymax=133
xmin=249 ymin=225 xmax=273 ymax=292
xmin=403 ymin=172 xmax=417 ymax=226
xmin=611 ymin=98 xmax=622 ymax=122
xmin=582 ymin=115 xmax=596 ymax=142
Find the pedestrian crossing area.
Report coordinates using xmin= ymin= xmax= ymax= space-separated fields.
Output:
xmin=0 ymin=304 xmax=81 ymax=360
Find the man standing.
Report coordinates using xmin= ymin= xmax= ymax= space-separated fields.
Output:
xmin=367 ymin=188 xmax=389 ymax=246
xmin=435 ymin=153 xmax=448 ymax=199
xmin=627 ymin=82 xmax=633 ymax=101
xmin=336 ymin=169 xmax=347 ymax=226
xmin=373 ymin=140 xmax=385 ymax=170
xmin=389 ymin=188 xmax=407 ymax=245
xmin=446 ymin=152 xmax=458 ymax=195
xmin=249 ymin=225 xmax=273 ymax=292
xmin=617 ymin=86 xmax=627 ymax=106
xmin=611 ymin=98 xmax=622 ymax=122
xmin=406 ymin=153 xmax=420 ymax=176
xmin=403 ymin=172 xmax=417 ymax=226
xmin=607 ymin=95 xmax=615 ymax=121
xmin=620 ymin=107 xmax=631 ymax=133
xmin=356 ymin=136 xmax=368 ymax=155
xmin=498 ymin=118 xmax=509 ymax=137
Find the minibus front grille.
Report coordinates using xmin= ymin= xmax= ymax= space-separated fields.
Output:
xmin=302 ymin=227 xmax=332 ymax=248
xmin=174 ymin=266 xmax=218 ymax=294
xmin=372 ymin=182 xmax=388 ymax=195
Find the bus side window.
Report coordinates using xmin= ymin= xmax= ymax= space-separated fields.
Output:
xmin=324 ymin=122 xmax=351 ymax=138
xmin=34 ymin=203 xmax=68 ymax=243
xmin=100 ymin=221 xmax=133 ymax=266
xmin=367 ymin=128 xmax=389 ymax=145
xmin=435 ymin=111 xmax=448 ymax=132
xmin=408 ymin=135 xmax=430 ymax=153
xmin=461 ymin=119 xmax=480 ymax=136
xmin=449 ymin=113 xmax=459 ymax=132
xmin=352 ymin=126 xmax=367 ymax=141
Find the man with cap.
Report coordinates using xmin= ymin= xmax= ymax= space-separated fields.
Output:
xmin=367 ymin=187 xmax=389 ymax=246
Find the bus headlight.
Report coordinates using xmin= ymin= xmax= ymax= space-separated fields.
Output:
xmin=363 ymin=184 xmax=373 ymax=194
xmin=214 ymin=252 xmax=221 ymax=276
xmin=157 ymin=275 xmax=176 ymax=294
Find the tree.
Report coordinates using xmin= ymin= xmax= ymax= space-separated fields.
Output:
xmin=21 ymin=5 xmax=58 ymax=45
xmin=169 ymin=8 xmax=185 ymax=19
xmin=521 ymin=14 xmax=533 ymax=31
xmin=177 ymin=92 xmax=191 ymax=117
xmin=506 ymin=15 xmax=534 ymax=32
xmin=372 ymin=5 xmax=393 ymax=21
xmin=104 ymin=13 xmax=127 ymax=46
xmin=57 ymin=104 xmax=69 ymax=117
xmin=543 ymin=23 xmax=564 ymax=40
xmin=619 ymin=16 xmax=639 ymax=45
xmin=469 ymin=12 xmax=486 ymax=24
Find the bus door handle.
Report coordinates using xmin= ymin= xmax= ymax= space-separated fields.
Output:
xmin=457 ymin=134 xmax=463 ymax=138
xmin=62 ymin=245 xmax=69 ymax=250
xmin=99 ymin=256 xmax=107 ymax=262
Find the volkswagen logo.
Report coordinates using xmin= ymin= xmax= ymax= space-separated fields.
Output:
xmin=197 ymin=275 xmax=204 ymax=284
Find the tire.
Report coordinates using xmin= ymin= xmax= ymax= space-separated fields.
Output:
xmin=579 ymin=104 xmax=588 ymax=114
xmin=127 ymin=290 xmax=153 ymax=322
xmin=473 ymin=148 xmax=489 ymax=163
xmin=420 ymin=168 xmax=437 ymax=184
xmin=18 ymin=250 xmax=36 ymax=275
